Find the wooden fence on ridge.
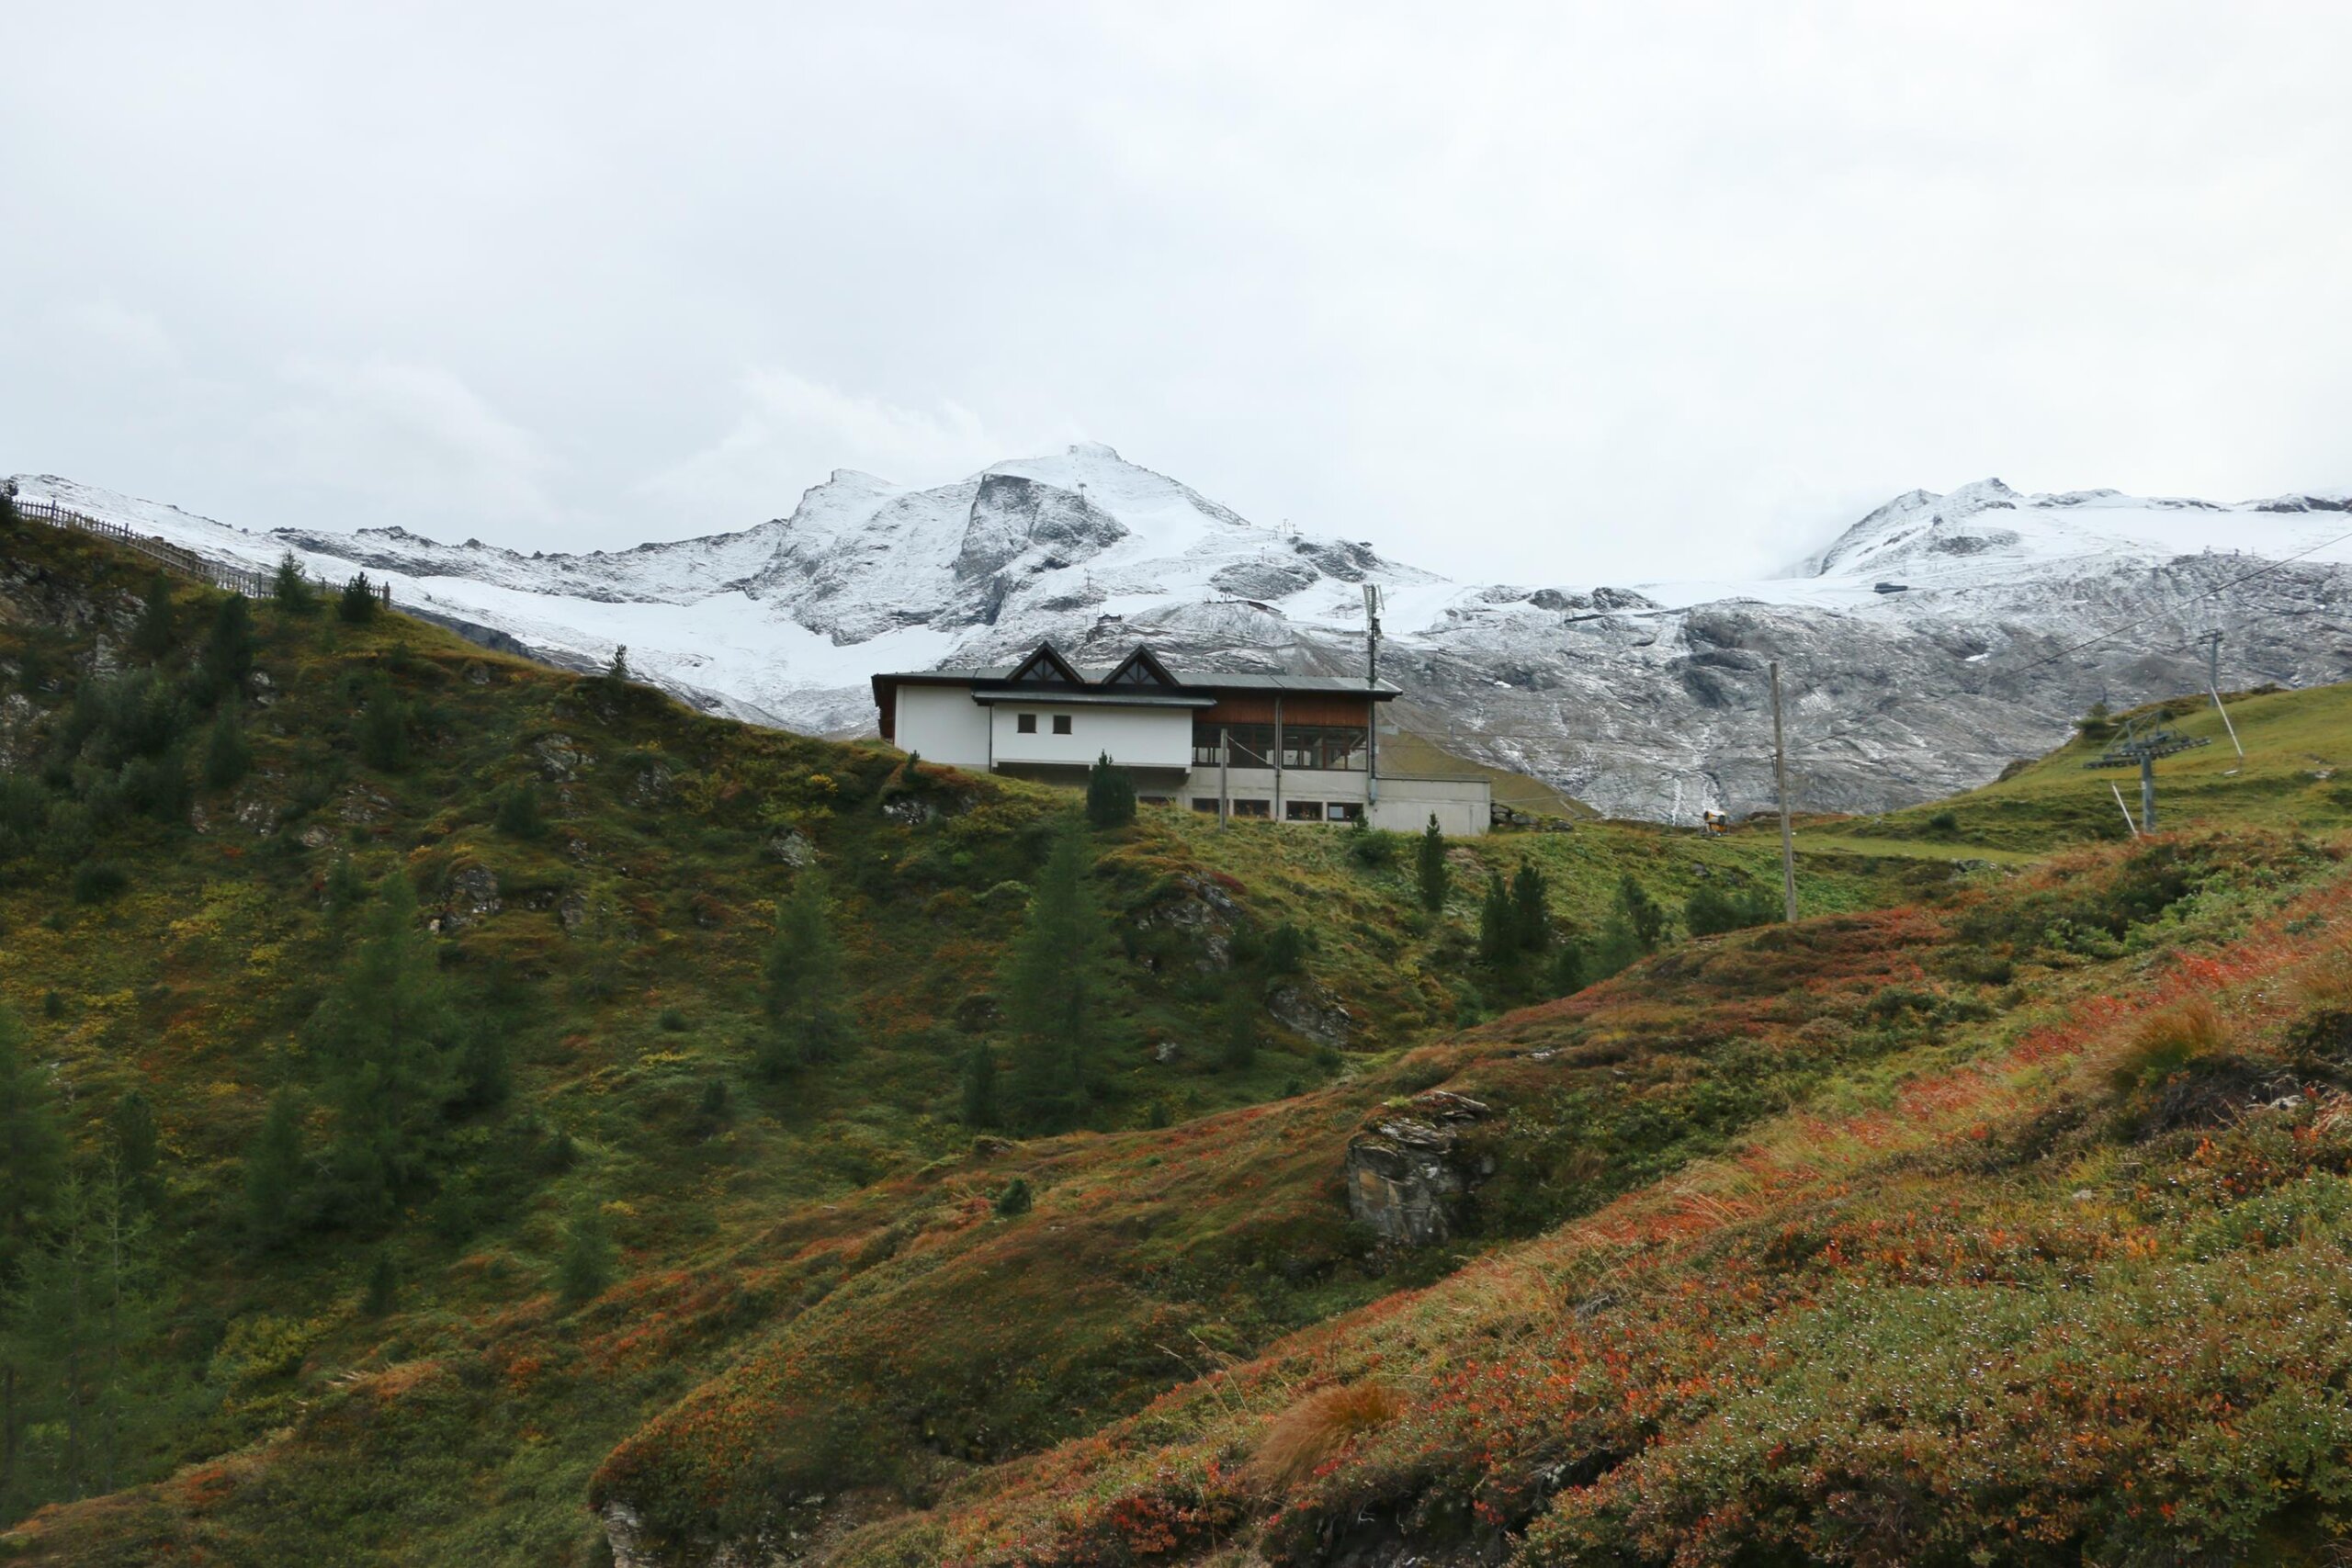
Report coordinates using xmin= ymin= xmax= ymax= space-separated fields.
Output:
xmin=12 ymin=495 xmax=392 ymax=606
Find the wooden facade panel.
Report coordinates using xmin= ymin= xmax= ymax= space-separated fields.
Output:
xmin=1199 ymin=693 xmax=1375 ymax=727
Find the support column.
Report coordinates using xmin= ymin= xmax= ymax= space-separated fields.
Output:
xmin=1272 ymin=696 xmax=1284 ymax=823
xmin=1218 ymin=727 xmax=1230 ymax=828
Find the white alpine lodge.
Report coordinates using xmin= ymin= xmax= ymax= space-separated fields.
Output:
xmin=871 ymin=641 xmax=1490 ymax=835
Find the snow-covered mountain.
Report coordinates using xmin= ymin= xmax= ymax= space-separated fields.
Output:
xmin=16 ymin=453 xmax=2352 ymax=819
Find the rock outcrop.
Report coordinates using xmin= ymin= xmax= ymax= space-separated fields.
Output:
xmin=1344 ymin=1090 xmax=1492 ymax=1246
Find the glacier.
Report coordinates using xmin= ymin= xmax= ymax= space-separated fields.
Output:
xmin=14 ymin=451 xmax=2352 ymax=820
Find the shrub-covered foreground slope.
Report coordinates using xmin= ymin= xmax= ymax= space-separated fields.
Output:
xmin=0 ymin=520 xmax=1899 ymax=1564
xmin=814 ymin=824 xmax=2352 ymax=1566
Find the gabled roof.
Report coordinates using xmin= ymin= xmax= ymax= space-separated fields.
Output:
xmin=871 ymin=639 xmax=1403 ymax=712
xmin=1005 ymin=641 xmax=1086 ymax=685
xmin=1102 ymin=645 xmax=1181 ymax=689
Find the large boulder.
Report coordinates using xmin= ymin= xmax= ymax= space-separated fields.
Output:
xmin=1343 ymin=1090 xmax=1492 ymax=1246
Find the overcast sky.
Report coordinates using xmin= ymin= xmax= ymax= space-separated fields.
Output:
xmin=5 ymin=2 xmax=2348 ymax=586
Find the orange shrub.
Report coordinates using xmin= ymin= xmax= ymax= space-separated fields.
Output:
xmin=2110 ymin=998 xmax=2230 ymax=1090
xmin=1247 ymin=1382 xmax=1403 ymax=1495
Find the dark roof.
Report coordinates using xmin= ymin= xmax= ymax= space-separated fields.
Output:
xmin=872 ymin=639 xmax=1399 ymax=701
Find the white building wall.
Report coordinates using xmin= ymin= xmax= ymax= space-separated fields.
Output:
xmin=894 ymin=685 xmax=994 ymax=769
xmin=1369 ymin=776 xmax=1490 ymax=837
xmin=989 ymin=703 xmax=1193 ymax=770
xmin=1173 ymin=766 xmax=1489 ymax=835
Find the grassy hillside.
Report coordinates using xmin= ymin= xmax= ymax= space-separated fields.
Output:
xmin=824 ymin=829 xmax=2352 ymax=1565
xmin=1800 ymin=681 xmax=2352 ymax=856
xmin=0 ymin=518 xmax=1905 ymax=1565
xmin=25 ymin=502 xmax=2352 ymax=1565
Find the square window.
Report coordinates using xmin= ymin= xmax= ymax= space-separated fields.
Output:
xmin=1053 ymin=714 xmax=1073 ymax=735
xmin=1016 ymin=713 xmax=1037 ymax=734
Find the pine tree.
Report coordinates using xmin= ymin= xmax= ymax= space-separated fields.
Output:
xmin=959 ymin=1043 xmax=1000 ymax=1128
xmin=993 ymin=1178 xmax=1033 ymax=1217
xmin=604 ymin=645 xmax=631 ymax=686
xmin=1478 ymin=869 xmax=1515 ymax=964
xmin=338 ymin=572 xmax=379 ymax=624
xmin=271 ymin=551 xmax=315 ymax=615
xmin=1510 ymin=861 xmax=1551 ymax=954
xmin=1084 ymin=752 xmax=1136 ymax=829
xmin=1615 ymin=874 xmax=1668 ymax=952
xmin=129 ymin=571 xmax=176 ymax=660
xmin=198 ymin=594 xmax=254 ymax=699
xmin=0 ymin=479 xmax=18 ymax=530
xmin=1546 ymin=937 xmax=1590 ymax=998
xmin=243 ymin=1089 xmax=305 ymax=1248
xmin=324 ymin=855 xmax=371 ymax=915
xmin=4 ymin=1164 xmax=159 ymax=1501
xmin=1416 ymin=815 xmax=1449 ymax=911
xmin=1001 ymin=823 xmax=1098 ymax=1132
xmin=303 ymin=874 xmax=465 ymax=1221
xmin=202 ymin=706 xmax=250 ymax=789
xmin=354 ymin=675 xmax=410 ymax=772
xmin=761 ymin=868 xmax=847 ymax=1075
xmin=0 ymin=1009 xmax=63 ymax=1274
xmin=107 ymin=1090 xmax=159 ymax=1205
xmin=556 ymin=1210 xmax=616 ymax=1307
xmin=493 ymin=783 xmax=546 ymax=840
xmin=363 ymin=1251 xmax=399 ymax=1316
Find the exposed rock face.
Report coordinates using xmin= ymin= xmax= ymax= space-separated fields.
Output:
xmin=534 ymin=733 xmax=589 ymax=782
xmin=440 ymin=863 xmax=502 ymax=930
xmin=1268 ymin=981 xmax=1357 ymax=1048
xmin=1344 ymin=1091 xmax=1492 ymax=1246
xmin=1132 ymin=873 xmax=1244 ymax=970
xmin=764 ymin=829 xmax=816 ymax=866
xmin=28 ymin=462 xmax=2352 ymax=819
xmin=627 ymin=762 xmax=674 ymax=807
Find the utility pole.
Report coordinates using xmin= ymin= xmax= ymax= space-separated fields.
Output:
xmin=2086 ymin=715 xmax=2209 ymax=833
xmin=1770 ymin=660 xmax=1797 ymax=922
xmin=2198 ymin=630 xmax=2244 ymax=761
xmin=1363 ymin=583 xmax=1383 ymax=813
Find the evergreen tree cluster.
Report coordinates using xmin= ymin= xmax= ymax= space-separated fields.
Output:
xmin=1682 ymin=877 xmax=1781 ymax=937
xmin=0 ymin=563 xmax=336 ymax=894
xmin=0 ymin=1007 xmax=168 ymax=1516
xmin=1085 ymin=753 xmax=1136 ymax=829
xmin=244 ymin=872 xmax=508 ymax=1235
xmin=1417 ymin=815 xmax=1450 ymax=910
xmin=1000 ymin=823 xmax=1100 ymax=1132
xmin=338 ymin=572 xmax=380 ymax=624
xmin=762 ymin=868 xmax=847 ymax=1076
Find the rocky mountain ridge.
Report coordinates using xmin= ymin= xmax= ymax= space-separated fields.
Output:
xmin=16 ymin=453 xmax=2352 ymax=818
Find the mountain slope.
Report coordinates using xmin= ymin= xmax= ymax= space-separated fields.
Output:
xmin=0 ymin=513 xmax=1896 ymax=1565
xmin=16 ymin=458 xmax=2352 ymax=822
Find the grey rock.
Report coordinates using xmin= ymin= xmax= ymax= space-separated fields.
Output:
xmin=534 ymin=733 xmax=588 ymax=782
xmin=1267 ymin=981 xmax=1357 ymax=1047
xmin=338 ymin=785 xmax=394 ymax=825
xmin=627 ymin=762 xmax=673 ymax=807
xmin=764 ymin=829 xmax=817 ymax=866
xmin=1344 ymin=1090 xmax=1495 ymax=1246
xmin=442 ymin=863 xmax=502 ymax=930
xmin=881 ymin=794 xmax=937 ymax=826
